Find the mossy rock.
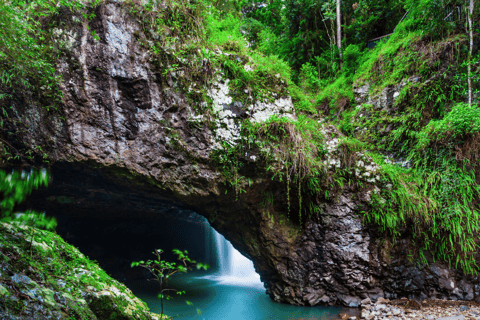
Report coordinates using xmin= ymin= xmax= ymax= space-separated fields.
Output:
xmin=0 ymin=222 xmax=162 ymax=320
xmin=0 ymin=284 xmax=11 ymax=297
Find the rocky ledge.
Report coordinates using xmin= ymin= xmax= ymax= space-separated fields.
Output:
xmin=339 ymin=297 xmax=480 ymax=320
xmin=0 ymin=222 xmax=162 ymax=320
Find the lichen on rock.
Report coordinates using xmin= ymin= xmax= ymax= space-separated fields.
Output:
xmin=208 ymin=76 xmax=296 ymax=150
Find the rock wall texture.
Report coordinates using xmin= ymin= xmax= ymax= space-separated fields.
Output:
xmin=6 ymin=1 xmax=480 ymax=308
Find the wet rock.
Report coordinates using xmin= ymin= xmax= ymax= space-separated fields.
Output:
xmin=360 ymin=298 xmax=479 ymax=320
xmin=304 ymin=288 xmax=326 ymax=306
xmin=353 ymin=83 xmax=371 ymax=104
xmin=376 ymin=297 xmax=391 ymax=304
xmin=440 ymin=277 xmax=456 ymax=291
xmin=360 ymin=297 xmax=372 ymax=306
xmin=361 ymin=309 xmax=370 ymax=318
xmin=341 ymin=295 xmax=362 ymax=307
xmin=375 ymin=304 xmax=387 ymax=311
xmin=391 ymin=307 xmax=401 ymax=315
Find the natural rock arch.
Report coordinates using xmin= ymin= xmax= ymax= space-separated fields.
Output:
xmin=7 ymin=0 xmax=480 ymax=307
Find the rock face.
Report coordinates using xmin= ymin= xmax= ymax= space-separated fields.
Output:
xmin=6 ymin=1 xmax=480 ymax=308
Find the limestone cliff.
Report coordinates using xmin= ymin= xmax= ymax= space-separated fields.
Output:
xmin=2 ymin=0 xmax=480 ymax=308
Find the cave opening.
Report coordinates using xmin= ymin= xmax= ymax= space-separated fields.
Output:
xmin=18 ymin=162 xmax=353 ymax=319
xmin=18 ymin=163 xmax=259 ymax=283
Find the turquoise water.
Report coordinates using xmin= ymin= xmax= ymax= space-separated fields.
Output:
xmin=125 ymin=223 xmax=358 ymax=319
xmin=126 ymin=273 xmax=359 ymax=320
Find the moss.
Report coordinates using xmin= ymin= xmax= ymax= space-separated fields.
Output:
xmin=0 ymin=284 xmax=11 ymax=297
xmin=0 ymin=222 xmax=162 ymax=319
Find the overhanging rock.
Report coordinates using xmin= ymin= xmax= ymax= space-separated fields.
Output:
xmin=8 ymin=1 xmax=480 ymax=307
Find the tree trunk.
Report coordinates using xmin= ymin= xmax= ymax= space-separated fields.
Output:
xmin=337 ymin=0 xmax=342 ymax=70
xmin=468 ymin=0 xmax=474 ymax=106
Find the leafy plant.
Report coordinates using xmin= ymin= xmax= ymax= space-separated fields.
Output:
xmin=365 ymin=154 xmax=480 ymax=274
xmin=131 ymin=249 xmax=209 ymax=318
xmin=417 ymin=102 xmax=480 ymax=146
xmin=0 ymin=169 xmax=56 ymax=231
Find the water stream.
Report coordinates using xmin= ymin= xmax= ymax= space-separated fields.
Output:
xmin=204 ymin=229 xmax=262 ymax=285
xmin=126 ymin=222 xmax=359 ymax=320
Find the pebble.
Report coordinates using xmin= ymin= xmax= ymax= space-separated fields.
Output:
xmin=358 ymin=298 xmax=480 ymax=320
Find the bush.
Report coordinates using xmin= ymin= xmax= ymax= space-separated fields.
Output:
xmin=343 ymin=44 xmax=363 ymax=76
xmin=366 ymin=154 xmax=480 ymax=274
xmin=299 ymin=62 xmax=321 ymax=92
xmin=417 ymin=102 xmax=480 ymax=148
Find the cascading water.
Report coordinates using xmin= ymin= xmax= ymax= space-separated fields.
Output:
xmin=213 ymin=230 xmax=230 ymax=275
xmin=206 ymin=226 xmax=262 ymax=286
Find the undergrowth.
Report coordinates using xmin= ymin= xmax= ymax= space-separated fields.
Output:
xmin=340 ymin=29 xmax=480 ymax=273
xmin=212 ymin=114 xmax=342 ymax=225
xmin=366 ymin=154 xmax=480 ymax=274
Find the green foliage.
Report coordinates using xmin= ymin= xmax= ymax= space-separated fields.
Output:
xmin=365 ymin=154 xmax=480 ymax=274
xmin=0 ymin=0 xmax=86 ymax=109
xmin=0 ymin=170 xmax=47 ymax=217
xmin=205 ymin=12 xmax=291 ymax=83
xmin=298 ymin=62 xmax=321 ymax=93
xmin=354 ymin=30 xmax=422 ymax=89
xmin=164 ymin=0 xmax=480 ymax=274
xmin=129 ymin=0 xmax=205 ymax=46
xmin=333 ymin=27 xmax=479 ymax=273
xmin=342 ymin=44 xmax=363 ymax=76
xmin=1 ymin=0 xmax=478 ymax=278
xmin=345 ymin=0 xmax=405 ymax=45
xmin=239 ymin=0 xmax=409 ymax=75
xmin=206 ymin=13 xmax=246 ymax=51
xmin=417 ymin=102 xmax=480 ymax=147
xmin=131 ymin=249 xmax=209 ymax=318
xmin=0 ymin=169 xmax=56 ymax=231
xmin=401 ymin=0 xmax=466 ymax=38
xmin=339 ymin=106 xmax=360 ymax=136
xmin=213 ymin=114 xmax=330 ymax=223
xmin=315 ymin=73 xmax=355 ymax=110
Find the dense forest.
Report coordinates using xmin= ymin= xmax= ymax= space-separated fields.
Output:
xmin=1 ymin=0 xmax=480 ymax=308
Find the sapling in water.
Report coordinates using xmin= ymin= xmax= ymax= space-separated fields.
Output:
xmin=131 ymin=249 xmax=209 ymax=318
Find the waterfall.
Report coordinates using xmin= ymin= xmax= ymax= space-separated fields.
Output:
xmin=208 ymin=227 xmax=262 ymax=286
xmin=213 ymin=229 xmax=230 ymax=275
